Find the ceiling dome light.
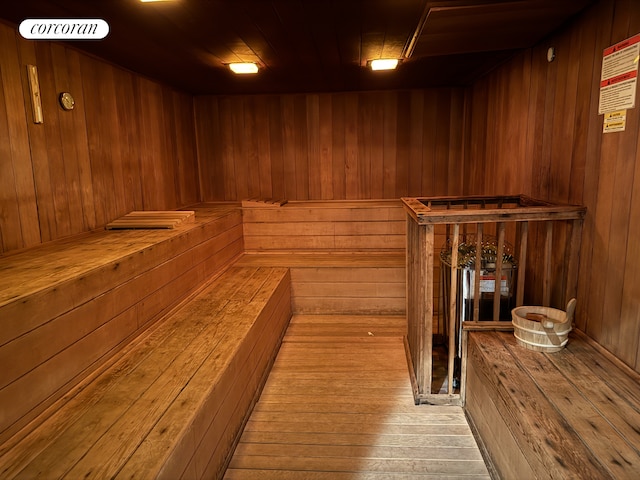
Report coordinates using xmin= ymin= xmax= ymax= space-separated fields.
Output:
xmin=369 ymin=58 xmax=399 ymax=71
xmin=229 ymin=62 xmax=259 ymax=74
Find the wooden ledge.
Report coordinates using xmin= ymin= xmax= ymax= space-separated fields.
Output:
xmin=466 ymin=330 xmax=640 ymax=479
xmin=0 ymin=266 xmax=292 ymax=479
xmin=236 ymin=251 xmax=405 ymax=268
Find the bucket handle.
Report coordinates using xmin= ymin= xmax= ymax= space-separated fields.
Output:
xmin=565 ymin=298 xmax=577 ymax=325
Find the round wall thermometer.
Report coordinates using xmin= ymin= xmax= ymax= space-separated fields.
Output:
xmin=58 ymin=92 xmax=75 ymax=111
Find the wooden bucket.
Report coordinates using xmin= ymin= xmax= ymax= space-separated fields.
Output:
xmin=511 ymin=299 xmax=576 ymax=352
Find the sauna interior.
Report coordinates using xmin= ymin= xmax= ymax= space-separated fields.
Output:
xmin=1 ymin=0 xmax=640 ymax=479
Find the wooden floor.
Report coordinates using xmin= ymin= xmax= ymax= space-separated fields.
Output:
xmin=224 ymin=315 xmax=490 ymax=479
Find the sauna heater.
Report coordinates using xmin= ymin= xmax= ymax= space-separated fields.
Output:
xmin=440 ymin=236 xmax=517 ymax=385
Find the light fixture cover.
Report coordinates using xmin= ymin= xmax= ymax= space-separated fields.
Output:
xmin=370 ymin=58 xmax=399 ymax=71
xmin=229 ymin=62 xmax=259 ymax=74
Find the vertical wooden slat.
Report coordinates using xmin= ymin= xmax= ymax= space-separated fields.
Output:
xmin=460 ymin=328 xmax=468 ymax=404
xmin=543 ymin=220 xmax=554 ymax=306
xmin=565 ymin=218 xmax=583 ymax=304
xmin=406 ymin=214 xmax=435 ymax=397
xmin=493 ymin=222 xmax=506 ymax=320
xmin=473 ymin=223 xmax=483 ymax=321
xmin=423 ymin=223 xmax=434 ymax=395
xmin=516 ymin=221 xmax=529 ymax=307
xmin=192 ymin=89 xmax=463 ymax=204
xmin=344 ymin=93 xmax=358 ymax=200
xmin=406 ymin=216 xmax=420 ymax=393
xmin=448 ymin=224 xmax=459 ymax=395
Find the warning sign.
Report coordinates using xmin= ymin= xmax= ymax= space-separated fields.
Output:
xmin=603 ymin=110 xmax=626 ymax=133
xmin=598 ymin=34 xmax=640 ymax=114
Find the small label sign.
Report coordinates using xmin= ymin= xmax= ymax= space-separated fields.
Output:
xmin=19 ymin=19 xmax=109 ymax=40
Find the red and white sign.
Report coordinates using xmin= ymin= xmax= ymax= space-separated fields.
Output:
xmin=599 ymin=34 xmax=640 ymax=114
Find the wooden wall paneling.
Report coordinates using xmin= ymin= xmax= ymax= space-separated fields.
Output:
xmin=140 ymin=77 xmax=177 ymax=211
xmin=622 ymin=136 xmax=640 ymax=369
xmin=318 ymin=93 xmax=334 ymax=200
xmin=0 ymin=22 xmax=200 ymax=255
xmin=220 ymin=97 xmax=239 ymax=200
xmin=508 ymin=57 xmax=532 ymax=194
xmin=0 ymin=62 xmax=22 ymax=252
xmin=464 ymin=84 xmax=487 ymax=196
xmin=548 ymin=27 xmax=580 ymax=204
xmin=447 ymin=89 xmax=464 ymax=196
xmin=161 ymin=86 xmax=180 ymax=209
xmin=281 ymin=95 xmax=298 ymax=200
xmin=421 ymin=90 xmax=437 ymax=196
xmin=194 ymin=89 xmax=466 ymax=203
xmin=466 ymin=0 xmax=640 ymax=371
xmin=545 ymin=26 xmax=581 ymax=308
xmin=22 ymin=38 xmax=60 ymax=243
xmin=293 ymin=95 xmax=310 ymax=200
xmin=102 ymin=62 xmax=129 ymax=216
xmin=618 ymin=21 xmax=640 ymax=372
xmin=394 ymin=91 xmax=411 ymax=198
xmin=599 ymin=1 xmax=640 ymax=354
xmin=370 ymin=93 xmax=385 ymax=199
xmin=1 ymin=26 xmax=41 ymax=250
xmin=113 ymin=67 xmax=143 ymax=214
xmin=331 ymin=93 xmax=347 ymax=199
xmin=268 ymin=95 xmax=286 ymax=200
xmin=356 ymin=92 xmax=371 ymax=199
xmin=575 ymin=0 xmax=612 ymax=332
xmin=58 ymin=47 xmax=97 ymax=231
xmin=244 ymin=96 xmax=262 ymax=200
xmin=230 ymin=97 xmax=253 ymax=199
xmin=382 ymin=91 xmax=398 ymax=198
xmin=306 ymin=94 xmax=322 ymax=200
xmin=80 ymin=56 xmax=120 ymax=225
xmin=172 ymin=90 xmax=200 ymax=206
xmin=435 ymin=90 xmax=452 ymax=196
xmin=255 ymin=96 xmax=273 ymax=200
xmin=394 ymin=90 xmax=411 ymax=198
xmin=408 ymin=90 xmax=425 ymax=196
xmin=196 ymin=96 xmax=224 ymax=201
xmin=43 ymin=42 xmax=84 ymax=237
xmin=532 ymin=49 xmax=557 ymax=201
xmin=485 ymin=75 xmax=499 ymax=194
xmin=344 ymin=93 xmax=359 ymax=199
xmin=568 ymin=7 xmax=598 ymax=207
xmin=586 ymin=115 xmax=619 ymax=344
xmin=522 ymin=48 xmax=542 ymax=199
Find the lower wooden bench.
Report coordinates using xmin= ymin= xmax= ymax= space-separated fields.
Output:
xmin=465 ymin=330 xmax=640 ymax=479
xmin=236 ymin=252 xmax=405 ymax=315
xmin=0 ymin=265 xmax=291 ymax=480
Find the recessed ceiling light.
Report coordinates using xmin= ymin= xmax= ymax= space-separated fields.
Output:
xmin=229 ymin=62 xmax=259 ymax=74
xmin=370 ymin=58 xmax=399 ymax=71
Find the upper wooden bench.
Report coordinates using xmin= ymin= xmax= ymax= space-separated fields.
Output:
xmin=240 ymin=199 xmax=406 ymax=316
xmin=0 ymin=264 xmax=291 ymax=479
xmin=465 ymin=330 xmax=640 ymax=479
xmin=0 ymin=204 xmax=243 ymax=443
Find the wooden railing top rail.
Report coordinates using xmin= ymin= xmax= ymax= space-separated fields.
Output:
xmin=402 ymin=195 xmax=586 ymax=224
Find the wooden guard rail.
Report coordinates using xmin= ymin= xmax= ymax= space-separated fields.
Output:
xmin=402 ymin=195 xmax=586 ymax=405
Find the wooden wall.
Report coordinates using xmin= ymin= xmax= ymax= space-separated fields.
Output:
xmin=0 ymin=21 xmax=200 ymax=255
xmin=465 ymin=0 xmax=640 ymax=372
xmin=194 ymin=89 xmax=466 ymax=201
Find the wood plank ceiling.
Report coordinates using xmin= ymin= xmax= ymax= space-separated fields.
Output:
xmin=1 ymin=0 xmax=596 ymax=95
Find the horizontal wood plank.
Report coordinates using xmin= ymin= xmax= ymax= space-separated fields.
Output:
xmin=0 ymin=265 xmax=291 ymax=480
xmin=466 ymin=330 xmax=640 ymax=479
xmin=226 ymin=314 xmax=489 ymax=479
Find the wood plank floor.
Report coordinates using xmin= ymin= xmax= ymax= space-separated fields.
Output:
xmin=224 ymin=315 xmax=490 ymax=479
